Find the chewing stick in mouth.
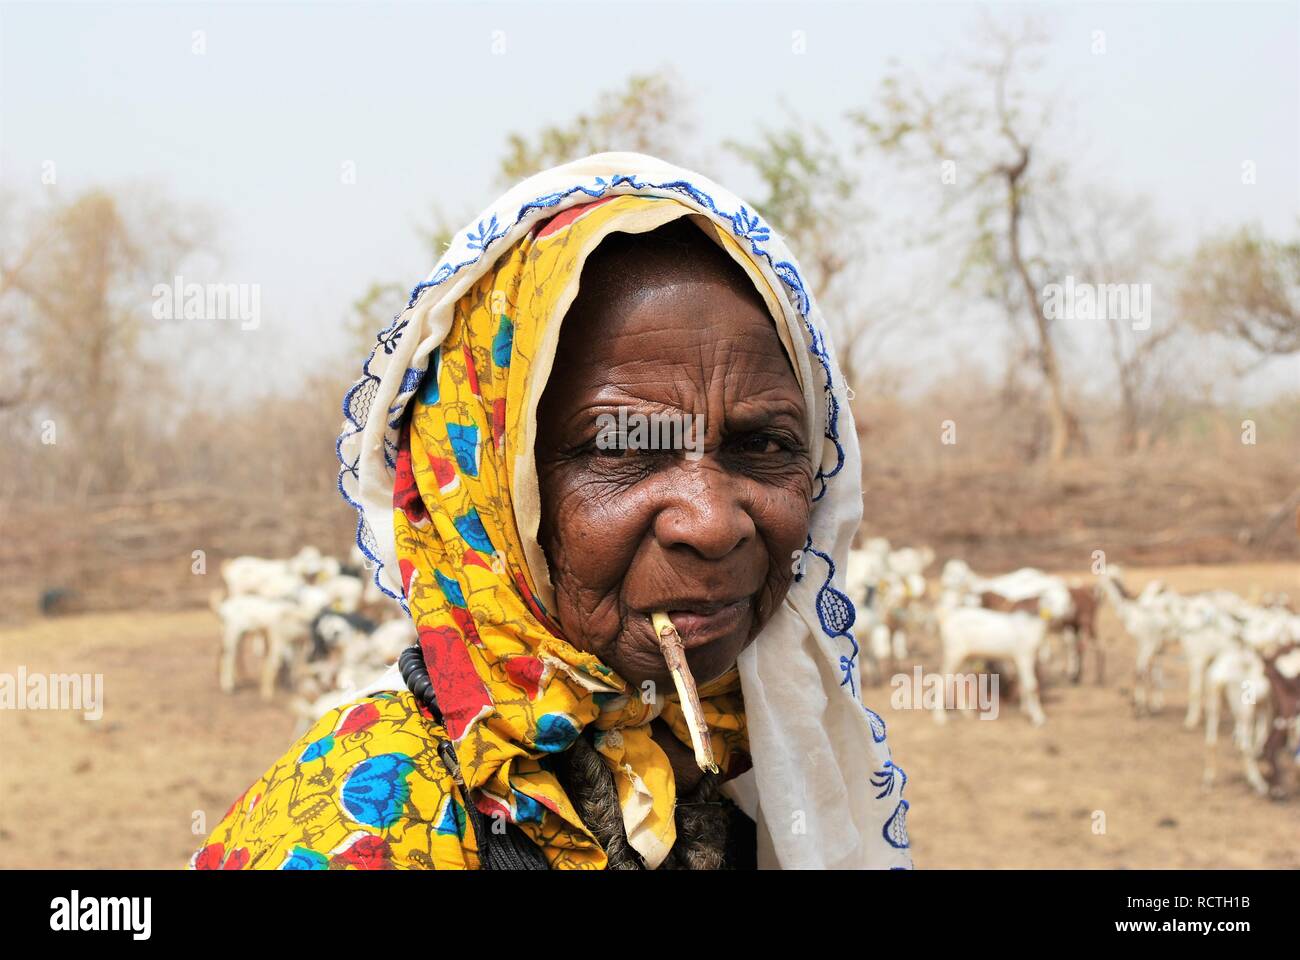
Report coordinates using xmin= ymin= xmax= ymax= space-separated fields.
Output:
xmin=650 ymin=611 xmax=719 ymax=774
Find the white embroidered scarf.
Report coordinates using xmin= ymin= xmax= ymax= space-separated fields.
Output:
xmin=337 ymin=152 xmax=913 ymax=870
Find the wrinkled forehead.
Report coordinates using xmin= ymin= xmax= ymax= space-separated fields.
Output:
xmin=555 ymin=216 xmax=809 ymax=400
xmin=678 ymin=213 xmax=809 ymax=402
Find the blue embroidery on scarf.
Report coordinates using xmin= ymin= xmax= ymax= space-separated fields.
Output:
xmin=877 ymin=758 xmax=911 ymax=853
xmin=870 ymin=732 xmax=913 ymax=858
xmin=871 ymin=760 xmax=907 ymax=800
xmin=397 ymin=367 xmax=423 ymax=395
xmin=466 ymin=214 xmax=505 ymax=252
xmin=864 ymin=706 xmax=887 ymax=743
xmin=884 ymin=798 xmax=910 ymax=850
xmin=802 ymin=538 xmax=859 ymax=696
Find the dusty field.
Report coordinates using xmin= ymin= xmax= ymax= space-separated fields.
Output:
xmin=0 ymin=610 xmax=298 ymax=869
xmin=0 ymin=563 xmax=1297 ymax=869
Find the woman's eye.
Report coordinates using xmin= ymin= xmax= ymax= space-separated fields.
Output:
xmin=735 ymin=433 xmax=783 ymax=455
xmin=586 ymin=432 xmax=632 ymax=457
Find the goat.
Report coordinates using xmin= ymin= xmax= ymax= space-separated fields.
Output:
xmin=846 ymin=545 xmax=888 ymax=607
xmin=870 ymin=572 xmax=928 ymax=675
xmin=886 ymin=546 xmax=934 ymax=579
xmin=1106 ymin=570 xmax=1266 ymax=729
xmin=1100 ymin=570 xmax=1180 ymax=716
xmin=1202 ymin=645 xmax=1273 ymax=795
xmin=215 ymin=594 xmax=315 ymax=700
xmin=969 ymin=567 xmax=1075 ymax=683
xmin=288 ymin=545 xmax=341 ymax=582
xmin=1260 ymin=644 xmax=1300 ymax=797
xmin=311 ymin=609 xmax=377 ymax=660
xmin=934 ymin=605 xmax=1049 ymax=726
xmin=347 ymin=618 xmax=419 ymax=685
xmin=313 ymin=573 xmax=365 ymax=615
xmin=1063 ymin=583 xmax=1105 ymax=684
xmin=290 ymin=615 xmax=419 ymax=734
xmin=849 ymin=541 xmax=933 ymax=683
xmin=943 ymin=560 xmax=1067 ymax=604
xmin=220 ymin=556 xmax=304 ymax=600
xmin=310 ymin=611 xmax=415 ymax=690
xmin=1172 ymin=595 xmax=1240 ymax=730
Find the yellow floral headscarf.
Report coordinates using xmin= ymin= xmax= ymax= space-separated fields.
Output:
xmin=194 ymin=195 xmax=790 ymax=870
xmin=394 ymin=194 xmax=772 ymax=868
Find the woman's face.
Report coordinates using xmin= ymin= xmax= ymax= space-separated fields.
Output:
xmin=535 ymin=243 xmax=814 ymax=688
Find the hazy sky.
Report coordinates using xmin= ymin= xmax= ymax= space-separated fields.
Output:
xmin=2 ymin=0 xmax=1297 ymax=400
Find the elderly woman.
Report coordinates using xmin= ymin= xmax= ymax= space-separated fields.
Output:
xmin=192 ymin=154 xmax=911 ymax=870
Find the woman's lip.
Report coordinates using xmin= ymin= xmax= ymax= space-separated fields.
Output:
xmin=653 ymin=599 xmax=753 ymax=647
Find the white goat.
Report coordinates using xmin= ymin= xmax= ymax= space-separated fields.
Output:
xmin=337 ymin=617 xmax=417 ymax=690
xmin=1202 ymin=645 xmax=1273 ymax=795
xmin=848 ymin=539 xmax=933 ymax=683
xmin=220 ymin=556 xmax=303 ymax=600
xmin=942 ymin=560 xmax=1073 ymax=616
xmin=1099 ymin=570 xmax=1179 ymax=715
xmin=934 ymin=605 xmax=1049 ymax=726
xmin=314 ymin=573 xmax=365 ymax=615
xmin=874 ymin=571 xmax=928 ymax=665
xmin=943 ymin=560 xmax=1076 ymax=680
xmin=887 ymin=546 xmax=934 ymax=580
xmin=846 ymin=543 xmax=889 ymax=605
xmin=1170 ymin=594 xmax=1239 ymax=729
xmin=291 ymin=616 xmax=419 ymax=734
xmin=288 ymin=545 xmax=341 ymax=582
xmin=216 ymin=594 xmax=315 ymax=700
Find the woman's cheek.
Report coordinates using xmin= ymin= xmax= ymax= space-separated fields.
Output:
xmin=755 ymin=478 xmax=814 ymax=614
xmin=544 ymin=470 xmax=645 ymax=616
xmin=755 ymin=470 xmax=813 ymax=542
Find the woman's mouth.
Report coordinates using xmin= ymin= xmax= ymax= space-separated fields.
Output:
xmin=643 ymin=598 xmax=753 ymax=648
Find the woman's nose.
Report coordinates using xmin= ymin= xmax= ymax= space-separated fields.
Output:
xmin=652 ymin=463 xmax=755 ymax=561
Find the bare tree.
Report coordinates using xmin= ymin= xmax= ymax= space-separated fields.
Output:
xmin=853 ymin=17 xmax=1086 ymax=461
xmin=1047 ymin=186 xmax=1182 ymax=453
xmin=0 ymin=189 xmax=206 ymax=497
xmin=1179 ymin=226 xmax=1300 ymax=356
xmin=726 ymin=117 xmax=870 ymax=388
xmin=1178 ymin=225 xmax=1300 ymax=545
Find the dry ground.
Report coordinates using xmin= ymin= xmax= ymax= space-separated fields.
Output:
xmin=885 ymin=562 xmax=1300 ymax=867
xmin=0 ymin=563 xmax=1297 ymax=868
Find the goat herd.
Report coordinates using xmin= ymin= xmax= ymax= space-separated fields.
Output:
xmin=211 ymin=540 xmax=1300 ymax=798
xmin=213 ymin=546 xmax=415 ymax=734
xmin=846 ymin=538 xmax=1300 ymax=799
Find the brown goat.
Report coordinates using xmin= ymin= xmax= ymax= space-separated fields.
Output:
xmin=1063 ymin=584 xmax=1103 ymax=685
xmin=1261 ymin=643 xmax=1300 ymax=795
